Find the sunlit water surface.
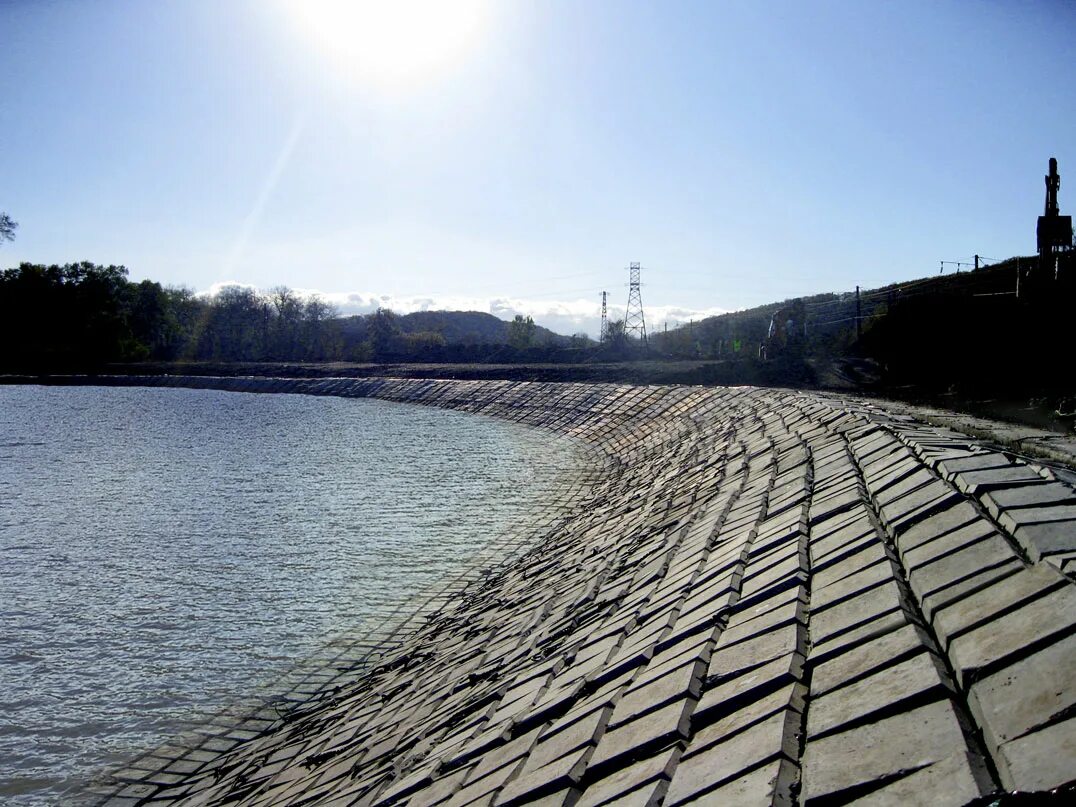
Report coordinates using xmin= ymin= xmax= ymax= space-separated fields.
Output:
xmin=0 ymin=386 xmax=582 ymax=803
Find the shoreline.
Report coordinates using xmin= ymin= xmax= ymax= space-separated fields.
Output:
xmin=19 ymin=375 xmax=1076 ymax=804
xmin=5 ymin=369 xmax=1074 ymax=473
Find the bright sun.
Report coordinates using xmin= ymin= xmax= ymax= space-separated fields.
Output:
xmin=284 ymin=0 xmax=487 ymax=87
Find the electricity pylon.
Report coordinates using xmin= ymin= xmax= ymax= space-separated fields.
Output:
xmin=599 ymin=291 xmax=609 ymax=343
xmin=624 ymin=262 xmax=648 ymax=345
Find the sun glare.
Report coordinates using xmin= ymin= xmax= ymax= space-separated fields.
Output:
xmin=284 ymin=0 xmax=487 ymax=87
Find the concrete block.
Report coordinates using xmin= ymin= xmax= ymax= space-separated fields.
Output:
xmin=575 ymin=747 xmax=679 ymax=807
xmin=843 ymin=750 xmax=994 ymax=806
xmin=810 ymin=508 xmax=873 ymax=548
xmin=933 ymin=564 xmax=1066 ymax=652
xmin=862 ymin=453 xmax=918 ymax=489
xmin=936 ymin=453 xmax=1011 ymax=478
xmin=587 ymin=699 xmax=693 ymax=774
xmin=594 ymin=779 xmax=666 ymax=807
xmin=444 ymin=758 xmax=521 ymax=806
xmin=659 ymin=608 xmax=722 ymax=649
xmin=527 ymin=679 xmax=588 ymax=727
xmin=1014 ymin=520 xmax=1076 ymax=561
xmin=809 ymin=609 xmax=912 ymax=666
xmin=800 ymin=700 xmax=970 ymax=804
xmin=695 ymin=652 xmax=805 ymax=725
xmin=953 ymin=466 xmax=1044 ymax=495
xmin=999 ymin=504 xmax=1076 ymax=534
xmin=810 ymin=535 xmax=886 ymax=581
xmin=878 ymin=481 xmax=962 ymax=536
xmin=678 ymin=570 xmax=738 ymax=616
xmin=528 ymin=706 xmax=612 ymax=773
xmin=639 ymin=633 xmax=711 ymax=684
xmin=873 ymin=466 xmax=933 ymax=503
xmin=918 ymin=560 xmax=1022 ymax=623
xmin=669 ymin=757 xmax=796 ymax=806
xmin=750 ymin=520 xmax=803 ymax=556
xmin=994 ymin=715 xmax=1076 ymax=793
xmin=807 ymin=651 xmax=953 ymax=739
xmin=718 ymin=588 xmax=806 ymax=647
xmin=504 ymin=786 xmax=580 ymax=807
xmin=464 ymin=726 xmax=542 ymax=787
xmin=809 ymin=623 xmax=934 ymax=698
xmin=810 ymin=581 xmax=906 ymax=646
xmin=664 ymin=710 xmax=800 ymax=806
xmin=736 ymin=558 xmax=807 ymax=606
xmin=496 ymin=744 xmax=590 ymax=804
xmin=906 ymin=531 xmax=1020 ymax=607
xmin=903 ymin=518 xmax=1002 ymax=576
xmin=812 ymin=558 xmax=894 ymax=611
xmin=812 ymin=525 xmax=885 ymax=574
xmin=894 ymin=500 xmax=981 ymax=560
xmin=920 ymin=447 xmax=978 ymax=472
xmin=611 ymin=659 xmax=706 ymax=728
xmin=809 ymin=487 xmax=863 ymax=526
xmin=689 ymin=682 xmax=805 ymax=754
xmin=948 ymin=580 xmax=1076 ymax=687
xmin=707 ymin=622 xmax=804 ymax=681
xmin=407 ymin=766 xmax=472 ymax=805
xmin=968 ymin=632 xmax=1076 ymax=754
xmin=1045 ymin=550 xmax=1076 ymax=572
xmin=981 ymin=482 xmax=1076 ymax=519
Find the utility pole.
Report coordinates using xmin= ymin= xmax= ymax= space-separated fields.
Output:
xmin=974 ymin=254 xmax=980 ymax=271
xmin=624 ymin=262 xmax=648 ymax=345
xmin=855 ymin=285 xmax=862 ymax=341
xmin=599 ymin=291 xmax=609 ymax=344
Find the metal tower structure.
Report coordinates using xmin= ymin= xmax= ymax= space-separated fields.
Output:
xmin=599 ymin=291 xmax=609 ymax=343
xmin=624 ymin=262 xmax=648 ymax=344
xmin=1038 ymin=157 xmax=1073 ymax=259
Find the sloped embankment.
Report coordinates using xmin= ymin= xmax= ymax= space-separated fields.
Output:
xmin=89 ymin=376 xmax=1076 ymax=805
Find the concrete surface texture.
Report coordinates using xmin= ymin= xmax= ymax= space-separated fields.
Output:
xmin=81 ymin=376 xmax=1076 ymax=806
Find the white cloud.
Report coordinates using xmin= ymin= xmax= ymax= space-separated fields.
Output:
xmin=199 ymin=282 xmax=729 ymax=339
xmin=203 ymin=280 xmax=259 ymax=297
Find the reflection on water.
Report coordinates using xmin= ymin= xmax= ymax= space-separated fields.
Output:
xmin=0 ymin=385 xmax=581 ymax=803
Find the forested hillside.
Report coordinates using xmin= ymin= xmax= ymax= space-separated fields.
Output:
xmin=651 ymin=253 xmax=1076 ymax=406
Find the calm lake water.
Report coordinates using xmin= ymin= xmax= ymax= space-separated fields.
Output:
xmin=0 ymin=385 xmax=582 ymax=804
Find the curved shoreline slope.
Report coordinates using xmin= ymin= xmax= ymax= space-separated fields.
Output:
xmin=83 ymin=377 xmax=1076 ymax=805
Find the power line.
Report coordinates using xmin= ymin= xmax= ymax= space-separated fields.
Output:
xmin=810 ymin=315 xmax=861 ymax=327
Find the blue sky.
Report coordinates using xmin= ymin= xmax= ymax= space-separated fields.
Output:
xmin=2 ymin=0 xmax=1073 ymax=336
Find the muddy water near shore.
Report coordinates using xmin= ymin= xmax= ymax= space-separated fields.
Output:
xmin=0 ymin=385 xmax=584 ymax=804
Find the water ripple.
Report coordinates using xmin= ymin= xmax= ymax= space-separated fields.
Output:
xmin=0 ymin=385 xmax=582 ymax=804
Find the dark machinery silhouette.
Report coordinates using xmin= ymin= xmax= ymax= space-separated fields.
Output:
xmin=1037 ymin=157 xmax=1073 ymax=259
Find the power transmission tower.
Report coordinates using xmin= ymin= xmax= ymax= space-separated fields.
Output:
xmin=599 ymin=291 xmax=609 ymax=343
xmin=624 ymin=262 xmax=648 ymax=344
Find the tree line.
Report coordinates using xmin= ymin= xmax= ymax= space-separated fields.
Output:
xmin=0 ymin=262 xmax=596 ymax=370
xmin=0 ymin=262 xmax=348 ymax=369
